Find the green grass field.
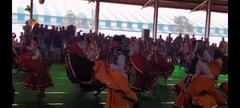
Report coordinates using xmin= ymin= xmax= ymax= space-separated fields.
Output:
xmin=12 ymin=64 xmax=228 ymax=108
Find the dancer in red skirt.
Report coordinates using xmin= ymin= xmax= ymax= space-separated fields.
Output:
xmin=19 ymin=36 xmax=53 ymax=97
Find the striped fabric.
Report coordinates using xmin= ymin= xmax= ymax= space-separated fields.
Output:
xmin=12 ymin=0 xmax=228 ymax=37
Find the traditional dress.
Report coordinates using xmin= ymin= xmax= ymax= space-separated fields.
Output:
xmin=174 ymin=41 xmax=226 ymax=108
xmin=65 ymin=36 xmax=104 ymax=93
xmin=94 ymin=60 xmax=138 ymax=108
xmin=174 ymin=55 xmax=226 ymax=108
xmin=22 ymin=39 xmax=53 ymax=91
xmin=129 ymin=40 xmax=156 ymax=91
xmin=152 ymin=50 xmax=174 ymax=77
xmin=65 ymin=38 xmax=94 ymax=83
xmin=94 ymin=36 xmax=138 ymax=108
xmin=129 ymin=50 xmax=151 ymax=91
xmin=101 ymin=42 xmax=111 ymax=59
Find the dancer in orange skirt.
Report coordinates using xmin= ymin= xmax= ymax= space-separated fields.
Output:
xmin=94 ymin=35 xmax=138 ymax=108
xmin=173 ymin=43 xmax=226 ymax=108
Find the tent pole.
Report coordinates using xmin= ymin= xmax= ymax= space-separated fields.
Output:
xmin=153 ymin=0 xmax=158 ymax=42
xmin=95 ymin=0 xmax=100 ymax=35
xmin=204 ymin=0 xmax=211 ymax=41
xmin=142 ymin=0 xmax=154 ymax=9
xmin=190 ymin=0 xmax=207 ymax=12
xmin=30 ymin=0 xmax=33 ymax=20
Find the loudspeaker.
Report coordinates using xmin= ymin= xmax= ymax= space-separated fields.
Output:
xmin=142 ymin=29 xmax=150 ymax=40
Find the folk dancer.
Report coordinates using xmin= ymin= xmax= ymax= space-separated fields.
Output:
xmin=94 ymin=35 xmax=139 ymax=108
xmin=22 ymin=36 xmax=53 ymax=97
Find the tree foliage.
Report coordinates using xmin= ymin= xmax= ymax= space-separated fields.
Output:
xmin=173 ymin=16 xmax=193 ymax=33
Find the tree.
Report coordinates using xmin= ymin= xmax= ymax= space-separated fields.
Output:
xmin=63 ymin=10 xmax=78 ymax=26
xmin=184 ymin=22 xmax=193 ymax=33
xmin=173 ymin=16 xmax=193 ymax=33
